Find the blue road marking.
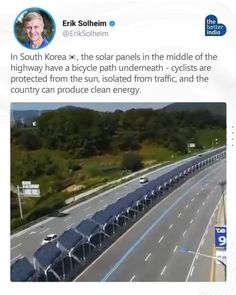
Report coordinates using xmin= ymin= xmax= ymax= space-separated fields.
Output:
xmin=101 ymin=164 xmax=221 ymax=281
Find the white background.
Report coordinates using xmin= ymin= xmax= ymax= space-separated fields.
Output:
xmin=0 ymin=0 xmax=235 ymax=293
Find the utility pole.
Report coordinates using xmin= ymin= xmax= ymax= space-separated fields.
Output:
xmin=17 ymin=185 xmax=23 ymax=219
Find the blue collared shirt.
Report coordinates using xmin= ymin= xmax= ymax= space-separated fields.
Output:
xmin=24 ymin=38 xmax=49 ymax=49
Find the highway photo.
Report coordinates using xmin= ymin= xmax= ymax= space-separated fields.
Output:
xmin=11 ymin=148 xmax=226 ymax=282
xmin=10 ymin=103 xmax=226 ymax=282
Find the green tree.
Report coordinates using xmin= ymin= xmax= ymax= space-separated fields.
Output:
xmin=113 ymin=130 xmax=140 ymax=151
xmin=17 ymin=130 xmax=42 ymax=150
xmin=121 ymin=151 xmax=143 ymax=172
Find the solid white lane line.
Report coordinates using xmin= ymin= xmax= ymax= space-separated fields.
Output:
xmin=11 ymin=254 xmax=23 ymax=263
xmin=160 ymin=265 xmax=167 ymax=276
xmin=177 ymin=212 xmax=182 ymax=218
xmin=173 ymin=245 xmax=178 ymax=253
xmin=186 ymin=188 xmax=226 ymax=282
xmin=169 ymin=224 xmax=173 ymax=230
xmin=185 ymin=204 xmax=189 ymax=209
xmin=145 ymin=253 xmax=152 ymax=261
xmin=183 ymin=230 xmax=187 ymax=237
xmin=190 ymin=219 xmax=194 ymax=224
xmin=39 ymin=227 xmax=50 ymax=234
xmin=11 ymin=243 xmax=22 ymax=251
xmin=66 ymin=223 xmax=75 ymax=229
xmin=158 ymin=236 xmax=164 ymax=243
xmin=130 ymin=275 xmax=136 ymax=282
xmin=190 ymin=266 xmax=195 ymax=277
xmin=201 ymin=238 xmax=205 ymax=246
xmin=75 ymin=163 xmax=224 ymax=282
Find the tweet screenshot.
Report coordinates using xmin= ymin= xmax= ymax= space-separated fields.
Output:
xmin=1 ymin=0 xmax=235 ymax=294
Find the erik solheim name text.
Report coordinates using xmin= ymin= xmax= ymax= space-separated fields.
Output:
xmin=62 ymin=20 xmax=107 ymax=27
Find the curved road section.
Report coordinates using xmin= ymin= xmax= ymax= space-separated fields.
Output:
xmin=10 ymin=148 xmax=226 ymax=282
xmin=75 ymin=159 xmax=225 ymax=281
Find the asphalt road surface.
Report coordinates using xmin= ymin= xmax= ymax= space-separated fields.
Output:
xmin=10 ymin=149 xmax=225 ymax=280
xmin=74 ymin=159 xmax=226 ymax=281
xmin=10 ymin=153 xmax=204 ymax=263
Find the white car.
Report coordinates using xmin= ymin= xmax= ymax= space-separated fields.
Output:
xmin=140 ymin=176 xmax=149 ymax=184
xmin=41 ymin=234 xmax=58 ymax=245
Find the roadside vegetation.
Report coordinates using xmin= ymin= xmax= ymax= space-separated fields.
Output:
xmin=11 ymin=107 xmax=226 ymax=230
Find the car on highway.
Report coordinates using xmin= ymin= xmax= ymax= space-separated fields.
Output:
xmin=139 ymin=176 xmax=149 ymax=184
xmin=41 ymin=234 xmax=58 ymax=245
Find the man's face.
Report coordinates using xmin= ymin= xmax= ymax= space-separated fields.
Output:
xmin=24 ymin=19 xmax=44 ymax=42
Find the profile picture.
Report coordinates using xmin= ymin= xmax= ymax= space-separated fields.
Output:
xmin=14 ymin=8 xmax=56 ymax=49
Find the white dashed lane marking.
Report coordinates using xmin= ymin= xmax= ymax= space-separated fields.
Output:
xmin=190 ymin=266 xmax=195 ymax=277
xmin=158 ymin=236 xmax=164 ymax=243
xmin=64 ymin=217 xmax=71 ymax=222
xmin=66 ymin=223 xmax=75 ymax=229
xmin=130 ymin=275 xmax=135 ymax=282
xmin=169 ymin=224 xmax=173 ymax=230
xmin=29 ymin=231 xmax=37 ymax=235
xmin=160 ymin=265 xmax=167 ymax=276
xmin=39 ymin=227 xmax=50 ymax=234
xmin=173 ymin=245 xmax=178 ymax=253
xmin=145 ymin=253 xmax=152 ymax=261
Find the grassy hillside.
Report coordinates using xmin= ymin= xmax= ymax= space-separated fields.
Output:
xmin=196 ymin=128 xmax=226 ymax=149
xmin=11 ymin=120 xmax=226 ymax=230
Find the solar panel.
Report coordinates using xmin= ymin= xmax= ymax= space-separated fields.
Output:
xmin=33 ymin=243 xmax=62 ymax=269
xmin=76 ymin=219 xmax=100 ymax=237
xmin=57 ymin=228 xmax=84 ymax=250
xmin=11 ymin=257 xmax=36 ymax=282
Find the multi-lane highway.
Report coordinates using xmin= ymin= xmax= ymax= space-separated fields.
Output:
xmin=11 ymin=149 xmax=226 ymax=282
xmin=74 ymin=159 xmax=225 ymax=281
xmin=10 ymin=153 xmax=207 ymax=263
